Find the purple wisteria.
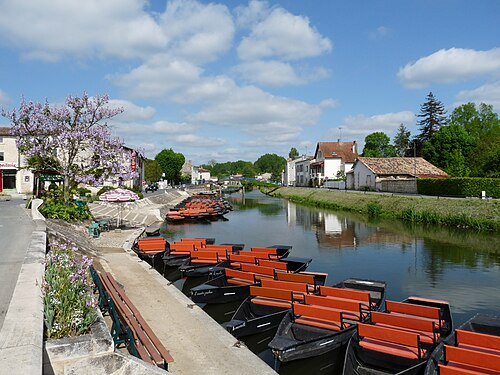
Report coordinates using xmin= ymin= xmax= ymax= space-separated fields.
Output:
xmin=1 ymin=92 xmax=139 ymax=203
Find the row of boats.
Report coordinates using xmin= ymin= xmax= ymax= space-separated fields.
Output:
xmin=165 ymin=193 xmax=232 ymax=223
xmin=132 ymin=236 xmax=500 ymax=374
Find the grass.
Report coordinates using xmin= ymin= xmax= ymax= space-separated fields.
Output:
xmin=264 ymin=187 xmax=500 ymax=232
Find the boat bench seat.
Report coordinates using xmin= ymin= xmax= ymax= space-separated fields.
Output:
xmin=357 ymin=323 xmax=426 ymax=360
xmin=371 ymin=311 xmax=438 ymax=344
xmin=227 ymin=278 xmax=255 ymax=285
xmin=456 ymin=329 xmax=500 ymax=356
xmin=385 ymin=300 xmax=444 ymax=328
xmin=440 ymin=345 xmax=500 ymax=375
xmin=251 ymin=296 xmax=292 ymax=308
xmin=292 ymin=303 xmax=346 ymax=331
xmin=92 ymin=269 xmax=174 ymax=370
xmin=304 ymin=294 xmax=365 ymax=321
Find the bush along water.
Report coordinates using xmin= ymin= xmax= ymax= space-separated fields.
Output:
xmin=43 ymin=238 xmax=97 ymax=339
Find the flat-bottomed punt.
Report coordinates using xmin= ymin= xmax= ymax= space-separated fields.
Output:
xmin=423 ymin=313 xmax=500 ymax=375
xmin=343 ymin=296 xmax=453 ymax=375
xmin=268 ymin=278 xmax=386 ymax=363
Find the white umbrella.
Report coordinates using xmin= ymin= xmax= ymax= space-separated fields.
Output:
xmin=99 ymin=188 xmax=140 ymax=227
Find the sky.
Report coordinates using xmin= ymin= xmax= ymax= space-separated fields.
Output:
xmin=0 ymin=0 xmax=499 ymax=164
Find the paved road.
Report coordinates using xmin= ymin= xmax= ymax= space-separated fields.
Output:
xmin=0 ymin=198 xmax=35 ymax=331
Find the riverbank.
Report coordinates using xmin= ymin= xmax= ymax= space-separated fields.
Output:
xmin=265 ymin=187 xmax=500 ymax=232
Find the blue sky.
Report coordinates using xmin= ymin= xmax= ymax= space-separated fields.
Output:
xmin=0 ymin=0 xmax=499 ymax=164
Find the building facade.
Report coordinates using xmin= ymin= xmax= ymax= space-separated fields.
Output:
xmin=0 ymin=127 xmax=33 ymax=194
xmin=295 ymin=156 xmax=313 ymax=187
xmin=310 ymin=141 xmax=358 ymax=187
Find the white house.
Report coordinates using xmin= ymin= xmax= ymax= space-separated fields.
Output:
xmin=0 ymin=127 xmax=33 ymax=194
xmin=347 ymin=157 xmax=448 ymax=192
xmin=310 ymin=141 xmax=358 ymax=187
xmin=191 ymin=166 xmax=211 ymax=185
xmin=284 ymin=155 xmax=312 ymax=186
xmin=295 ymin=156 xmax=314 ymax=187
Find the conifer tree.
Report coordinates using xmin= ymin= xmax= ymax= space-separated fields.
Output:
xmin=416 ymin=92 xmax=447 ymax=154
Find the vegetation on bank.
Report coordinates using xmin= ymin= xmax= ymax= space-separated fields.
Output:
xmin=43 ymin=237 xmax=97 ymax=339
xmin=265 ymin=187 xmax=500 ymax=232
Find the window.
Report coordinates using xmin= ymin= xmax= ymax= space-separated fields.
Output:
xmin=0 ymin=151 xmax=4 ymax=161
xmin=0 ymin=136 xmax=3 ymax=143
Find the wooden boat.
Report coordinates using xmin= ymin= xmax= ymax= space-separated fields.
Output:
xmin=178 ymin=244 xmax=245 ymax=277
xmin=223 ymin=279 xmax=313 ymax=338
xmin=132 ymin=237 xmax=168 ymax=268
xmin=343 ymin=296 xmax=453 ymax=375
xmin=161 ymin=238 xmax=216 ymax=267
xmin=191 ymin=268 xmax=327 ymax=304
xmin=268 ymin=278 xmax=386 ymax=363
xmin=209 ymin=245 xmax=293 ymax=278
xmin=423 ymin=313 xmax=500 ymax=375
xmin=165 ymin=194 xmax=232 ymax=223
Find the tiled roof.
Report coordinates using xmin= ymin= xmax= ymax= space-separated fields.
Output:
xmin=357 ymin=157 xmax=448 ymax=178
xmin=315 ymin=141 xmax=358 ymax=163
xmin=0 ymin=127 xmax=12 ymax=136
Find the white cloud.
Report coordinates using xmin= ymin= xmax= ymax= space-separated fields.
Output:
xmin=234 ymin=60 xmax=330 ymax=87
xmin=174 ymin=134 xmax=225 ymax=147
xmin=398 ymin=48 xmax=500 ymax=88
xmin=109 ymin=55 xmax=203 ymax=100
xmin=237 ymin=7 xmax=332 ymax=61
xmin=0 ymin=0 xmax=166 ymax=61
xmin=235 ymin=0 xmax=271 ymax=28
xmin=369 ymin=26 xmax=390 ymax=40
xmin=0 ymin=89 xmax=11 ymax=108
xmin=159 ymin=0 xmax=234 ymax=63
xmin=109 ymin=99 xmax=156 ymax=121
xmin=455 ymin=81 xmax=500 ymax=111
xmin=330 ymin=111 xmax=415 ymax=147
xmin=189 ymin=85 xmax=321 ymax=135
xmin=319 ymin=98 xmax=338 ymax=108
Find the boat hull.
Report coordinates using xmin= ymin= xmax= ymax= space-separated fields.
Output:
xmin=223 ymin=297 xmax=289 ymax=338
xmin=190 ymin=275 xmax=253 ymax=304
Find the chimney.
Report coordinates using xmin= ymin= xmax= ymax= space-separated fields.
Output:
xmin=337 ymin=139 xmax=340 ymax=143
xmin=352 ymin=141 xmax=357 ymax=154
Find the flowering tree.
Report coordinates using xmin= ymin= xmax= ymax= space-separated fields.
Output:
xmin=2 ymin=93 xmax=137 ymax=204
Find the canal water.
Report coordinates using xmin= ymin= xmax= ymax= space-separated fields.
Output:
xmin=160 ymin=189 xmax=500 ymax=374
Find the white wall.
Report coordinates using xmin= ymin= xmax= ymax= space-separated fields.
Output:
xmin=323 ymin=159 xmax=342 ymax=180
xmin=352 ymin=162 xmax=376 ymax=190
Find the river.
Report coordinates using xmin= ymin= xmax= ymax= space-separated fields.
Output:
xmin=160 ymin=189 xmax=500 ymax=374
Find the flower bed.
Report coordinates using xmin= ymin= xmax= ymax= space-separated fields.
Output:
xmin=43 ymin=237 xmax=97 ymax=339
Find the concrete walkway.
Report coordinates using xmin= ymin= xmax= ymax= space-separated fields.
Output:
xmin=84 ymin=190 xmax=277 ymax=374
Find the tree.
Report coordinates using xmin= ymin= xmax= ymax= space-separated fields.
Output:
xmin=422 ymin=123 xmax=474 ymax=177
xmin=362 ymin=132 xmax=397 ymax=157
xmin=254 ymin=153 xmax=286 ymax=180
xmin=393 ymin=124 xmax=411 ymax=156
xmin=288 ymin=147 xmax=299 ymax=159
xmin=144 ymin=158 xmax=163 ymax=183
xmin=448 ymin=102 xmax=500 ymax=176
xmin=2 ymin=93 xmax=134 ymax=204
xmin=416 ymin=92 xmax=447 ymax=154
xmin=155 ymin=148 xmax=185 ymax=185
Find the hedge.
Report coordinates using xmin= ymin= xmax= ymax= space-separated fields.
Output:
xmin=417 ymin=178 xmax=500 ymax=198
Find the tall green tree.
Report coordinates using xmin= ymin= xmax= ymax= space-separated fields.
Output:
xmin=144 ymin=158 xmax=163 ymax=183
xmin=416 ymin=92 xmax=447 ymax=154
xmin=422 ymin=123 xmax=474 ymax=176
xmin=254 ymin=153 xmax=286 ymax=181
xmin=288 ymin=147 xmax=299 ymax=159
xmin=362 ymin=132 xmax=397 ymax=157
xmin=449 ymin=102 xmax=500 ymax=176
xmin=155 ymin=148 xmax=185 ymax=185
xmin=393 ymin=124 xmax=411 ymax=156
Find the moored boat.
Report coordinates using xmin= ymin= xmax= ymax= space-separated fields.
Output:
xmin=343 ymin=296 xmax=453 ymax=375
xmin=268 ymin=278 xmax=386 ymax=363
xmin=423 ymin=313 xmax=500 ymax=375
xmin=191 ymin=268 xmax=327 ymax=304
xmin=223 ymin=279 xmax=313 ymax=338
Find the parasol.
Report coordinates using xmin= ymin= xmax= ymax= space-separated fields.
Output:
xmin=99 ymin=188 xmax=140 ymax=228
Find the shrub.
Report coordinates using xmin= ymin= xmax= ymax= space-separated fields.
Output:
xmin=367 ymin=202 xmax=382 ymax=217
xmin=39 ymin=201 xmax=92 ymax=221
xmin=418 ymin=178 xmax=500 ymax=198
xmin=43 ymin=238 xmax=97 ymax=339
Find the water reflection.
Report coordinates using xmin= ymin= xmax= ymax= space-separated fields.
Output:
xmin=160 ymin=190 xmax=500 ymax=374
